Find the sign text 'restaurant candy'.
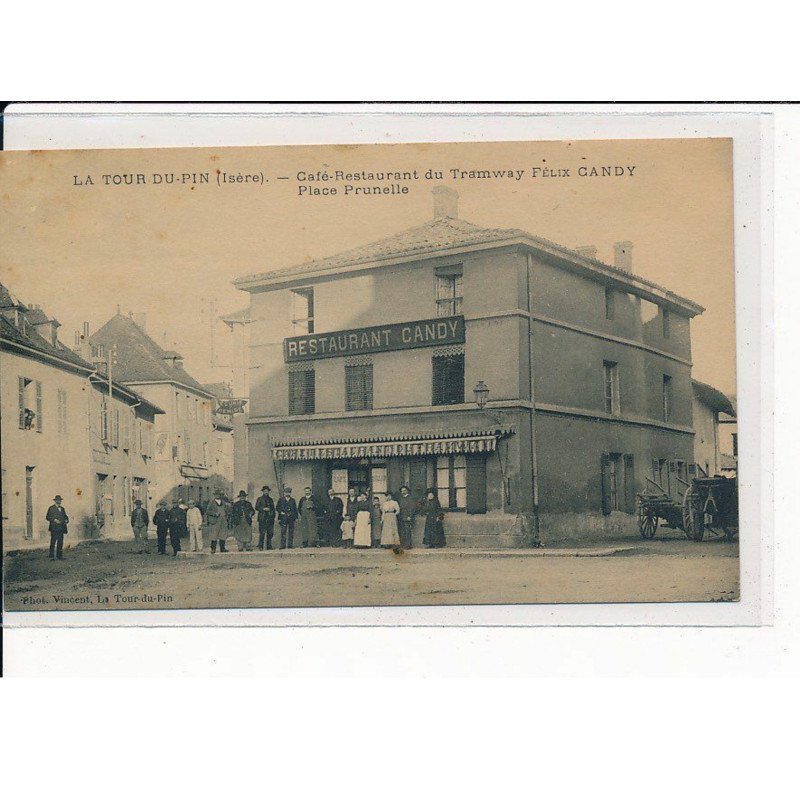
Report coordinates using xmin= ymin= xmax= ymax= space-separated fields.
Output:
xmin=284 ymin=315 xmax=465 ymax=363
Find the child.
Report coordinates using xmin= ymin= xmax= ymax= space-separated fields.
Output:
xmin=340 ymin=514 xmax=354 ymax=548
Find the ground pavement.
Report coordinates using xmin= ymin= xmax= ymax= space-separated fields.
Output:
xmin=3 ymin=533 xmax=739 ymax=611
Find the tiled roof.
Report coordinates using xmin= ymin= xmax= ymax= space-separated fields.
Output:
xmin=88 ymin=313 xmax=214 ymax=398
xmin=232 ymin=216 xmax=704 ymax=314
xmin=0 ymin=283 xmax=23 ymax=308
xmin=235 ymin=217 xmax=526 ymax=285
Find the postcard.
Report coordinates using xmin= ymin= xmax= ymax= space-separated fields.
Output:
xmin=0 ymin=135 xmax=746 ymax=616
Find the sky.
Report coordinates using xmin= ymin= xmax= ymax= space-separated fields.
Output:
xmin=0 ymin=138 xmax=735 ymax=395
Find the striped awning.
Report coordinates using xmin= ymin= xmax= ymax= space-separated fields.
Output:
xmin=272 ymin=427 xmax=513 ymax=462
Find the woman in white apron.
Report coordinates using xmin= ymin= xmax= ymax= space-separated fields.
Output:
xmin=380 ymin=492 xmax=401 ymax=548
xmin=353 ymin=493 xmax=372 ymax=548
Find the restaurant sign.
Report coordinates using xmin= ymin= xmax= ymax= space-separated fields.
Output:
xmin=284 ymin=315 xmax=465 ymax=363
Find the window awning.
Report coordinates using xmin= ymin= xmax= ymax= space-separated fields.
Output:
xmin=272 ymin=428 xmax=513 ymax=462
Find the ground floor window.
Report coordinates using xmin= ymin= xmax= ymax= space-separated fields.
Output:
xmin=436 ymin=455 xmax=467 ymax=510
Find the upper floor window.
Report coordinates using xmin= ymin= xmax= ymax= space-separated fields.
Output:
xmin=661 ymin=308 xmax=671 ymax=339
xmin=289 ymin=369 xmax=315 ymax=415
xmin=436 ymin=270 xmax=463 ymax=317
xmin=291 ymin=288 xmax=315 ymax=334
xmin=92 ymin=344 xmax=106 ymax=359
xmin=662 ymin=374 xmax=673 ymax=422
xmin=603 ymin=361 xmax=620 ymax=415
xmin=345 ymin=363 xmax=374 ymax=411
xmin=604 ymin=287 xmax=615 ymax=320
xmin=17 ymin=376 xmax=41 ymax=431
xmin=432 ymin=353 xmax=465 ymax=406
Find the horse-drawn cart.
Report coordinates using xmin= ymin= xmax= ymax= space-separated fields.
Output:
xmin=637 ymin=473 xmax=738 ymax=542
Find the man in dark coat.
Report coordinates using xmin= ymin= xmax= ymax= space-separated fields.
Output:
xmin=206 ymin=489 xmax=230 ymax=553
xmin=276 ymin=487 xmax=298 ymax=550
xmin=398 ymin=485 xmax=417 ymax=550
xmin=323 ymin=488 xmax=344 ymax=547
xmin=130 ymin=499 xmax=150 ymax=551
xmin=46 ymin=495 xmax=69 ymax=560
xmin=255 ymin=485 xmax=276 ymax=550
xmin=167 ymin=499 xmax=187 ymax=556
xmin=153 ymin=501 xmax=171 ymax=555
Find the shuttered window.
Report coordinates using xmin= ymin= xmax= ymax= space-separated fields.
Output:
xmin=436 ymin=455 xmax=467 ymax=510
xmin=432 ymin=354 xmax=464 ymax=406
xmin=623 ymin=454 xmax=636 ymax=513
xmin=345 ymin=364 xmax=373 ymax=411
xmin=18 ymin=376 xmax=26 ymax=429
xmin=289 ymin=369 xmax=315 ymax=415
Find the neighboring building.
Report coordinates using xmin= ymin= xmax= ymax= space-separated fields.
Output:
xmin=202 ymin=382 xmax=237 ymax=497
xmin=1 ymin=285 xmax=162 ymax=546
xmin=718 ymin=396 xmax=738 ymax=473
xmin=87 ymin=313 xmax=217 ymax=508
xmin=233 ymin=188 xmax=705 ymax=545
xmin=692 ymin=380 xmax=736 ymax=478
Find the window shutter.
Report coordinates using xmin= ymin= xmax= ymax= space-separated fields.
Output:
xmin=35 ymin=381 xmax=43 ymax=433
xmin=408 ymin=458 xmax=427 ymax=507
xmin=18 ymin=377 xmax=25 ymax=428
xmin=623 ymin=454 xmax=636 ymax=513
xmin=431 ymin=357 xmax=443 ymax=405
xmin=465 ymin=454 xmax=487 ymax=514
xmin=651 ymin=458 xmax=660 ymax=485
xmin=600 ymin=453 xmax=611 ymax=516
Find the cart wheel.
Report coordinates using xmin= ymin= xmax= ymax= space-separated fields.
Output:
xmin=682 ymin=487 xmax=704 ymax=542
xmin=723 ymin=526 xmax=738 ymax=542
xmin=639 ymin=511 xmax=657 ymax=539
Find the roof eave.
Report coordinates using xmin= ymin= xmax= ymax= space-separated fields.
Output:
xmin=233 ymin=234 xmax=704 ymax=317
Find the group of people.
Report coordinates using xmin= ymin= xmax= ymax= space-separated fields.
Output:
xmin=129 ymin=484 xmax=448 ymax=554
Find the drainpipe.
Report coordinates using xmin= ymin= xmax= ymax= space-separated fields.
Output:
xmin=526 ymin=252 xmax=542 ymax=545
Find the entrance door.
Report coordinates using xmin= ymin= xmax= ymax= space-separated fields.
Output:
xmin=25 ymin=467 xmax=34 ymax=539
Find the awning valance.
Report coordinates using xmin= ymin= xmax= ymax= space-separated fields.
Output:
xmin=272 ymin=428 xmax=513 ymax=462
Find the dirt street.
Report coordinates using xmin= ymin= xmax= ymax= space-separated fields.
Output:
xmin=3 ymin=537 xmax=739 ymax=611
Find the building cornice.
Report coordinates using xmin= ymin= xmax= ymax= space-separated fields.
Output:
xmin=535 ymin=402 xmax=694 ymax=435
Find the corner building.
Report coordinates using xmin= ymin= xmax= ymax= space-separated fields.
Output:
xmin=235 ymin=188 xmax=704 ymax=546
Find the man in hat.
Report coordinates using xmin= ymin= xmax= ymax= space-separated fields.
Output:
xmin=153 ymin=500 xmax=171 ymax=555
xmin=276 ymin=486 xmax=298 ymax=550
xmin=46 ymin=495 xmax=69 ymax=560
xmin=167 ymin=499 xmax=187 ymax=556
xmin=255 ymin=485 xmax=276 ymax=550
xmin=231 ymin=490 xmax=255 ymax=551
xmin=130 ymin=499 xmax=150 ymax=551
xmin=398 ymin=485 xmax=417 ymax=550
xmin=323 ymin=487 xmax=344 ymax=547
xmin=206 ymin=489 xmax=230 ymax=553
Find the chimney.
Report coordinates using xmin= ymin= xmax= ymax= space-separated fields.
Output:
xmin=613 ymin=241 xmax=633 ymax=271
xmin=432 ymin=185 xmax=459 ymax=220
xmin=575 ymin=245 xmax=598 ymax=259
xmin=133 ymin=312 xmax=147 ymax=332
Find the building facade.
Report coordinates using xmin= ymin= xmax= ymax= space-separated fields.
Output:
xmin=87 ymin=313 xmax=217 ymax=508
xmin=692 ymin=380 xmax=736 ymax=478
xmin=234 ymin=189 xmax=704 ymax=545
xmin=1 ymin=286 xmax=162 ymax=546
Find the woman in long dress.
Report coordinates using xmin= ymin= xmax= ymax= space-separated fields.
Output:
xmin=422 ymin=489 xmax=446 ymax=548
xmin=380 ymin=491 xmax=401 ymax=548
xmin=298 ymin=488 xmax=319 ymax=547
xmin=353 ymin=493 xmax=372 ymax=548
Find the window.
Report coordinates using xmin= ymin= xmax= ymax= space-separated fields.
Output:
xmin=436 ymin=271 xmax=463 ymax=317
xmin=432 ymin=353 xmax=465 ymax=406
xmin=17 ymin=377 xmax=40 ymax=430
xmin=291 ymin=288 xmax=315 ymax=333
xmin=603 ymin=361 xmax=620 ymax=415
xmin=345 ymin=364 xmax=373 ymax=411
xmin=289 ymin=369 xmax=315 ymax=415
xmin=57 ymin=389 xmax=68 ymax=435
xmin=640 ymin=299 xmax=659 ymax=325
xmin=604 ymin=287 xmax=615 ymax=320
xmin=662 ymin=307 xmax=670 ymax=338
xmin=436 ymin=455 xmax=467 ymax=510
xmin=92 ymin=344 xmax=106 ymax=359
xmin=111 ymin=407 xmax=120 ymax=447
xmin=662 ymin=374 xmax=673 ymax=422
